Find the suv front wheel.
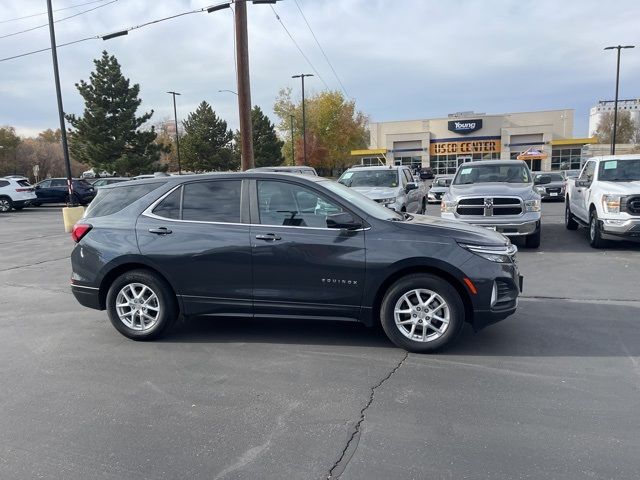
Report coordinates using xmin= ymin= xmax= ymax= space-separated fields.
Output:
xmin=106 ymin=269 xmax=178 ymax=340
xmin=380 ymin=274 xmax=464 ymax=353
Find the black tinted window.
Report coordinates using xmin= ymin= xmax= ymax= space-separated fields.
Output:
xmin=85 ymin=183 xmax=163 ymax=218
xmin=0 ymin=180 xmax=9 ymax=188
xmin=182 ymin=180 xmax=241 ymax=223
xmin=153 ymin=187 xmax=182 ymax=219
xmin=50 ymin=179 xmax=66 ymax=187
xmin=17 ymin=180 xmax=31 ymax=187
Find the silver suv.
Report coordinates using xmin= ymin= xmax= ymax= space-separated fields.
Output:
xmin=440 ymin=160 xmax=541 ymax=248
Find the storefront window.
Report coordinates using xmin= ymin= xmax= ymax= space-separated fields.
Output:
xmin=551 ymin=148 xmax=582 ymax=170
xmin=429 ymin=153 xmax=500 ymax=174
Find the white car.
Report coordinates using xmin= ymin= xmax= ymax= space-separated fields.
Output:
xmin=565 ymin=154 xmax=640 ymax=247
xmin=0 ymin=177 xmax=37 ymax=212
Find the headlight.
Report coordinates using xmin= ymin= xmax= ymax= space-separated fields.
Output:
xmin=524 ymin=199 xmax=541 ymax=212
xmin=377 ymin=197 xmax=396 ymax=205
xmin=441 ymin=200 xmax=456 ymax=213
xmin=458 ymin=243 xmax=518 ymax=263
xmin=602 ymin=194 xmax=621 ymax=214
xmin=534 ymin=186 xmax=545 ymax=193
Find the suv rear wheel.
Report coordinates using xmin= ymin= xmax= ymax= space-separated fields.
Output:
xmin=380 ymin=274 xmax=464 ymax=353
xmin=106 ymin=269 xmax=178 ymax=340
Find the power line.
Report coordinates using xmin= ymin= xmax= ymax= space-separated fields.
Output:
xmin=0 ymin=0 xmax=108 ymax=25
xmin=0 ymin=2 xmax=230 ymax=63
xmin=292 ymin=0 xmax=349 ymax=98
xmin=0 ymin=0 xmax=119 ymax=40
xmin=268 ymin=4 xmax=330 ymax=90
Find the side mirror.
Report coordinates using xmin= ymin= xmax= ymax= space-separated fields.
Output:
xmin=326 ymin=212 xmax=362 ymax=230
xmin=576 ymin=179 xmax=590 ymax=188
xmin=35 ymin=185 xmax=41 ymax=189
xmin=405 ymin=182 xmax=418 ymax=192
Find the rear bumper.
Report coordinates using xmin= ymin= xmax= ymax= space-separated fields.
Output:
xmin=71 ymin=284 xmax=102 ymax=310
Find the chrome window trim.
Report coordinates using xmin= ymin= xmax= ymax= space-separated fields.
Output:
xmin=142 ymin=183 xmax=370 ymax=232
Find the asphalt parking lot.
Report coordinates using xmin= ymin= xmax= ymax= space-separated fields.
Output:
xmin=1 ymin=202 xmax=639 ymax=480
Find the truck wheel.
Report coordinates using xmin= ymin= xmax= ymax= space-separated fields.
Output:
xmin=106 ymin=269 xmax=178 ymax=340
xmin=565 ymin=202 xmax=578 ymax=230
xmin=589 ymin=210 xmax=607 ymax=249
xmin=524 ymin=223 xmax=541 ymax=248
xmin=420 ymin=198 xmax=427 ymax=214
xmin=380 ymin=274 xmax=464 ymax=353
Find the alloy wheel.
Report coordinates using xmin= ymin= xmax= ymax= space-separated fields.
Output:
xmin=0 ymin=199 xmax=11 ymax=212
xmin=393 ymin=288 xmax=450 ymax=342
xmin=115 ymin=282 xmax=161 ymax=331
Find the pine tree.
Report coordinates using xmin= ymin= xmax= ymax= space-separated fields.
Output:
xmin=66 ymin=51 xmax=164 ymax=175
xmin=234 ymin=106 xmax=284 ymax=168
xmin=181 ymin=101 xmax=236 ymax=171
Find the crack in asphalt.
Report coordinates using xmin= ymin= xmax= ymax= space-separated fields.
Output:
xmin=327 ymin=352 xmax=409 ymax=479
xmin=0 ymin=256 xmax=70 ymax=272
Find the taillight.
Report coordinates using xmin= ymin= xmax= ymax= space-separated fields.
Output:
xmin=72 ymin=223 xmax=92 ymax=243
xmin=15 ymin=188 xmax=31 ymax=192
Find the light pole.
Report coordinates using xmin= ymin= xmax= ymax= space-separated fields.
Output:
xmin=46 ymin=0 xmax=75 ymax=205
xmin=166 ymin=91 xmax=182 ymax=175
xmin=289 ymin=114 xmax=295 ymax=164
xmin=218 ymin=89 xmax=238 ymax=96
xmin=604 ymin=45 xmax=635 ymax=154
xmin=292 ymin=73 xmax=313 ymax=165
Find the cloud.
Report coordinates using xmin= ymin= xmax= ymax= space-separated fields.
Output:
xmin=1 ymin=0 xmax=638 ymax=138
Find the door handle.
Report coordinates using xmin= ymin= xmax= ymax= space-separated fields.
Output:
xmin=255 ymin=233 xmax=281 ymax=241
xmin=148 ymin=227 xmax=172 ymax=235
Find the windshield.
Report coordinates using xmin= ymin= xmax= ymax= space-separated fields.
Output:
xmin=453 ymin=163 xmax=532 ymax=185
xmin=534 ymin=173 xmax=564 ymax=184
xmin=320 ymin=179 xmax=403 ymax=221
xmin=338 ymin=170 xmax=399 ymax=188
xmin=433 ymin=177 xmax=452 ymax=187
xmin=598 ymin=159 xmax=640 ymax=182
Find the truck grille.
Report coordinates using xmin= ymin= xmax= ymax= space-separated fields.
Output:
xmin=456 ymin=197 xmax=522 ymax=217
xmin=624 ymin=196 xmax=640 ymax=215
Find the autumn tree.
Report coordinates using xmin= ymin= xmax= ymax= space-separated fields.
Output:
xmin=234 ymin=106 xmax=284 ymax=168
xmin=154 ymin=118 xmax=182 ymax=172
xmin=181 ymin=101 xmax=237 ymax=172
xmin=594 ymin=111 xmax=638 ymax=145
xmin=66 ymin=51 xmax=164 ymax=176
xmin=274 ymin=89 xmax=368 ymax=174
xmin=0 ymin=126 xmax=21 ymax=177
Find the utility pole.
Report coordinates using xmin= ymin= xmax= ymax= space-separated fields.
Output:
xmin=604 ymin=45 xmax=635 ymax=155
xmin=46 ymin=0 xmax=75 ymax=205
xmin=292 ymin=74 xmax=313 ymax=165
xmin=289 ymin=114 xmax=295 ymax=164
xmin=235 ymin=0 xmax=254 ymax=170
xmin=166 ymin=91 xmax=182 ymax=174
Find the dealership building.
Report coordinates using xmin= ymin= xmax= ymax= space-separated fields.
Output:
xmin=352 ymin=109 xmax=596 ymax=173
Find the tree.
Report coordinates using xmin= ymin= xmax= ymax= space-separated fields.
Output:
xmin=66 ymin=51 xmax=164 ymax=176
xmin=273 ymin=88 xmax=368 ymax=174
xmin=154 ymin=118 xmax=182 ymax=172
xmin=234 ymin=106 xmax=284 ymax=168
xmin=593 ymin=111 xmax=636 ymax=145
xmin=38 ymin=128 xmax=62 ymax=143
xmin=180 ymin=101 xmax=237 ymax=171
xmin=0 ymin=126 xmax=21 ymax=177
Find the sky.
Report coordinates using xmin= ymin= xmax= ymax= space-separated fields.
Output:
xmin=0 ymin=0 xmax=638 ymax=139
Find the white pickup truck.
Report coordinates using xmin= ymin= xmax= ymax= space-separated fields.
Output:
xmin=565 ymin=155 xmax=640 ymax=247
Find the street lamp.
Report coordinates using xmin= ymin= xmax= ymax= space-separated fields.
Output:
xmin=292 ymin=73 xmax=313 ymax=165
xmin=166 ymin=91 xmax=182 ymax=175
xmin=218 ymin=89 xmax=238 ymax=96
xmin=604 ymin=45 xmax=635 ymax=154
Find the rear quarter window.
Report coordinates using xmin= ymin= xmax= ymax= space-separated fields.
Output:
xmin=84 ymin=183 xmax=163 ymax=218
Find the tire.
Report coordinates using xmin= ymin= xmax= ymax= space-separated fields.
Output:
xmin=420 ymin=198 xmax=427 ymax=214
xmin=565 ymin=202 xmax=578 ymax=230
xmin=589 ymin=210 xmax=607 ymax=249
xmin=0 ymin=196 xmax=12 ymax=213
xmin=524 ymin=223 xmax=541 ymax=248
xmin=106 ymin=269 xmax=178 ymax=340
xmin=380 ymin=274 xmax=465 ymax=353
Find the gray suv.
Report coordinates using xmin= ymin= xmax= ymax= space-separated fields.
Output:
xmin=440 ymin=160 xmax=541 ymax=248
xmin=70 ymin=173 xmax=522 ymax=353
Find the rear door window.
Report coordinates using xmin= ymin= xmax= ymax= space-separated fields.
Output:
xmin=85 ymin=183 xmax=163 ymax=218
xmin=152 ymin=187 xmax=182 ymax=220
xmin=181 ymin=180 xmax=241 ymax=223
xmin=50 ymin=179 xmax=66 ymax=187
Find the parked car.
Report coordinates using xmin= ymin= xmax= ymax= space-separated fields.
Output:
xmin=337 ymin=165 xmax=428 ymax=214
xmin=565 ymin=154 xmax=640 ymax=248
xmin=247 ymin=166 xmax=318 ymax=176
xmin=33 ymin=178 xmax=96 ymax=206
xmin=428 ymin=175 xmax=454 ymax=203
xmin=132 ymin=173 xmax=170 ymax=180
xmin=533 ymin=172 xmax=565 ymax=200
xmin=0 ymin=177 xmax=37 ymax=212
xmin=91 ymin=177 xmax=130 ymax=188
xmin=70 ymin=172 xmax=521 ymax=352
xmin=440 ymin=160 xmax=541 ymax=248
xmin=418 ymin=167 xmax=434 ymax=180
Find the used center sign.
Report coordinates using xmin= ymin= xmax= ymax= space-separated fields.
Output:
xmin=430 ymin=140 xmax=501 ymax=156
xmin=448 ymin=119 xmax=482 ymax=134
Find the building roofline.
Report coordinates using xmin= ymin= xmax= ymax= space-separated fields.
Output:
xmin=369 ymin=108 xmax=575 ymax=125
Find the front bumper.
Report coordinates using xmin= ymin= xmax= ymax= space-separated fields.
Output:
xmin=600 ymin=217 xmax=640 ymax=241
xmin=441 ymin=212 xmax=540 ymax=236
